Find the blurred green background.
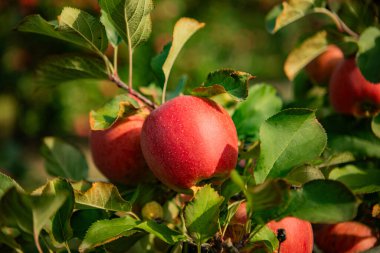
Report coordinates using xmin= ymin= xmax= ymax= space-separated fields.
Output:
xmin=0 ymin=0 xmax=313 ymax=190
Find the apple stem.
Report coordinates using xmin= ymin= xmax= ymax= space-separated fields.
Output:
xmin=110 ymin=74 xmax=158 ymax=109
xmin=314 ymin=8 xmax=359 ymax=39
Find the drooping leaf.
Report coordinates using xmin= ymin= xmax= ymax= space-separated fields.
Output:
xmin=185 ymin=185 xmax=224 ymax=244
xmin=0 ymin=172 xmax=22 ymax=199
xmin=74 ymin=181 xmax=132 ymax=212
xmin=89 ymin=94 xmax=141 ymax=130
xmin=329 ymin=165 xmax=380 ymax=194
xmin=255 ymin=109 xmax=327 ymax=184
xmin=151 ymin=18 xmax=205 ymax=89
xmin=284 ymin=30 xmax=329 ymax=81
xmin=38 ymin=55 xmax=108 ymax=83
xmin=79 ymin=216 xmax=139 ymax=251
xmin=265 ymin=0 xmax=315 ymax=34
xmin=191 ymin=69 xmax=254 ymax=101
xmin=42 ymin=178 xmax=75 ymax=243
xmin=17 ymin=9 xmax=108 ymax=53
xmin=357 ymin=26 xmax=380 ymax=83
xmin=41 ymin=137 xmax=88 ymax=181
xmin=99 ymin=0 xmax=153 ymax=49
xmin=372 ymin=114 xmax=380 ymax=138
xmin=100 ymin=9 xmax=122 ymax=47
xmin=232 ymin=84 xmax=282 ymax=140
xmin=0 ymin=186 xmax=67 ymax=250
xmin=287 ymin=180 xmax=357 ymax=223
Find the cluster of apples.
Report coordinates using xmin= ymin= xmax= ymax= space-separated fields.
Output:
xmin=305 ymin=45 xmax=380 ymax=117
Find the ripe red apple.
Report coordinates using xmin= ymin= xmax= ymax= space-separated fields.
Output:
xmin=231 ymin=201 xmax=248 ymax=225
xmin=267 ymin=217 xmax=313 ymax=253
xmin=329 ymin=57 xmax=380 ymax=117
xmin=315 ymin=221 xmax=377 ymax=253
xmin=305 ymin=45 xmax=343 ymax=84
xmin=90 ymin=105 xmax=153 ymax=185
xmin=140 ymin=95 xmax=238 ymax=192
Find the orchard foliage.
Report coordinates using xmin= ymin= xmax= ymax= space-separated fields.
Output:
xmin=0 ymin=0 xmax=379 ymax=252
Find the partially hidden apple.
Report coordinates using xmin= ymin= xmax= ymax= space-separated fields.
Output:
xmin=305 ymin=45 xmax=343 ymax=84
xmin=315 ymin=221 xmax=377 ymax=253
xmin=140 ymin=95 xmax=238 ymax=192
xmin=90 ymin=99 xmax=153 ymax=185
xmin=267 ymin=217 xmax=314 ymax=253
xmin=329 ymin=57 xmax=380 ymax=117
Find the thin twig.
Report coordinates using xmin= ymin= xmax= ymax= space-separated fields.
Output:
xmin=110 ymin=74 xmax=158 ymax=109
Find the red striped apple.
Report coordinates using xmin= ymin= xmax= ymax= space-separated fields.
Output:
xmin=140 ymin=95 xmax=238 ymax=192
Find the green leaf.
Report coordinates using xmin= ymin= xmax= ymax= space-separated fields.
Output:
xmin=89 ymin=94 xmax=141 ymax=130
xmin=41 ymin=137 xmax=88 ymax=181
xmin=0 ymin=186 xmax=67 ymax=251
xmin=288 ymin=180 xmax=357 ymax=223
xmin=255 ymin=109 xmax=327 ymax=184
xmin=42 ymin=178 xmax=75 ymax=243
xmin=265 ymin=0 xmax=315 ymax=34
xmin=191 ymin=69 xmax=254 ymax=101
xmin=247 ymin=180 xmax=291 ymax=224
xmin=135 ymin=220 xmax=185 ymax=244
xmin=74 ymin=181 xmax=132 ymax=212
xmin=100 ymin=9 xmax=122 ymax=47
xmin=17 ymin=9 xmax=108 ymax=54
xmin=286 ymin=165 xmax=325 ymax=186
xmin=151 ymin=18 xmax=205 ymax=89
xmin=71 ymin=209 xmax=109 ymax=239
xmin=79 ymin=216 xmax=139 ymax=251
xmin=284 ymin=30 xmax=329 ymax=81
xmin=329 ymin=165 xmax=380 ymax=194
xmin=372 ymin=114 xmax=380 ymax=138
xmin=184 ymin=185 xmax=224 ymax=244
xmin=38 ymin=55 xmax=108 ymax=83
xmin=357 ymin=27 xmax=380 ymax=83
xmin=249 ymin=225 xmax=279 ymax=253
xmin=99 ymin=0 xmax=153 ymax=49
xmin=232 ymin=84 xmax=282 ymax=140
xmin=0 ymin=172 xmax=22 ymax=199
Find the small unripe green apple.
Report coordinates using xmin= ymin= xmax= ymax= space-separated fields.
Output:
xmin=141 ymin=201 xmax=164 ymax=220
xmin=90 ymin=113 xmax=153 ymax=185
xmin=329 ymin=58 xmax=380 ymax=117
xmin=305 ymin=45 xmax=343 ymax=84
xmin=267 ymin=217 xmax=313 ymax=253
xmin=140 ymin=95 xmax=238 ymax=192
xmin=315 ymin=221 xmax=377 ymax=253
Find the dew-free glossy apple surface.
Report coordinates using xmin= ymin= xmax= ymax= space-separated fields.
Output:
xmin=267 ymin=217 xmax=313 ymax=253
xmin=315 ymin=222 xmax=377 ymax=253
xmin=140 ymin=96 xmax=238 ymax=191
xmin=90 ymin=115 xmax=152 ymax=185
xmin=329 ymin=58 xmax=380 ymax=116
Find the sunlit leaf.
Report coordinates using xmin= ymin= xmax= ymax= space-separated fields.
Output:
xmin=255 ymin=109 xmax=327 ymax=183
xmin=99 ymin=0 xmax=153 ymax=49
xmin=74 ymin=181 xmax=132 ymax=212
xmin=0 ymin=172 xmax=22 ymax=199
xmin=100 ymin=9 xmax=122 ymax=47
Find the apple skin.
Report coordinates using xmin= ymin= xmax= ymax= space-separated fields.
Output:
xmin=231 ymin=202 xmax=248 ymax=225
xmin=305 ymin=45 xmax=343 ymax=84
xmin=90 ymin=113 xmax=153 ymax=185
xmin=267 ymin=217 xmax=313 ymax=253
xmin=329 ymin=58 xmax=380 ymax=117
xmin=315 ymin=222 xmax=377 ymax=253
xmin=140 ymin=95 xmax=238 ymax=192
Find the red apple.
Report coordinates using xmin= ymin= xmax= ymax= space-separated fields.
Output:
xmin=315 ymin=221 xmax=377 ymax=253
xmin=267 ymin=217 xmax=313 ymax=253
xmin=329 ymin=57 xmax=380 ymax=117
xmin=231 ymin=202 xmax=248 ymax=225
xmin=90 ymin=106 xmax=153 ymax=185
xmin=140 ymin=95 xmax=238 ymax=192
xmin=305 ymin=45 xmax=343 ymax=84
